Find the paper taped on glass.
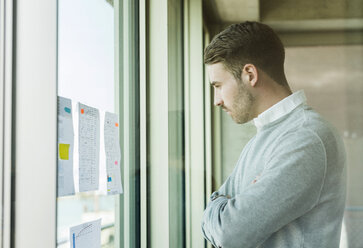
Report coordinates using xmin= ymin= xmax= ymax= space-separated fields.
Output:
xmin=57 ymin=96 xmax=75 ymax=197
xmin=104 ymin=112 xmax=123 ymax=195
xmin=69 ymin=219 xmax=101 ymax=248
xmin=78 ymin=103 xmax=100 ymax=192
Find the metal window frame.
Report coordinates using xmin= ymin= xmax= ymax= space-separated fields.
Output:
xmin=0 ymin=0 xmax=14 ymax=247
xmin=146 ymin=0 xmax=172 ymax=245
xmin=146 ymin=0 xmax=206 ymax=247
xmin=116 ymin=0 xmax=141 ymax=247
xmin=139 ymin=0 xmax=147 ymax=247
xmin=146 ymin=0 xmax=189 ymax=247
xmin=183 ymin=0 xmax=205 ymax=247
xmin=13 ymin=0 xmax=57 ymax=247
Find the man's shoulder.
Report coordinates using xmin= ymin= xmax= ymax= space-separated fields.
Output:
xmin=281 ymin=106 xmax=345 ymax=160
xmin=300 ymin=106 xmax=342 ymax=143
xmin=268 ymin=105 xmax=340 ymax=148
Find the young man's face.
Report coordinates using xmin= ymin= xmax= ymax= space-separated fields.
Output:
xmin=207 ymin=62 xmax=255 ymax=124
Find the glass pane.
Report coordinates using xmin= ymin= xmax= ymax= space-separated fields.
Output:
xmin=207 ymin=2 xmax=363 ymax=248
xmin=167 ymin=0 xmax=185 ymax=246
xmin=57 ymin=0 xmax=117 ymax=247
xmin=285 ymin=45 xmax=363 ymax=248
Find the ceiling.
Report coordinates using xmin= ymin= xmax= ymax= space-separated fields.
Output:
xmin=204 ymin=0 xmax=363 ymax=24
xmin=203 ymin=0 xmax=363 ymax=46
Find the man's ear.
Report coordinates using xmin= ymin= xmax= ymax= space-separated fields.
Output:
xmin=241 ymin=64 xmax=258 ymax=87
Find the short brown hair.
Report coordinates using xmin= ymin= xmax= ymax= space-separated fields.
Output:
xmin=204 ymin=21 xmax=287 ymax=85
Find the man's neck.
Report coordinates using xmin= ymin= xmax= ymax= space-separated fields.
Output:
xmin=253 ymin=86 xmax=292 ymax=118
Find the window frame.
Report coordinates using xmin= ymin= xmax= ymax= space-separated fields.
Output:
xmin=1 ymin=0 xmax=14 ymax=247
xmin=116 ymin=0 xmax=141 ymax=247
xmin=11 ymin=0 xmax=142 ymax=247
xmin=13 ymin=0 xmax=57 ymax=247
xmin=145 ymin=0 xmax=206 ymax=247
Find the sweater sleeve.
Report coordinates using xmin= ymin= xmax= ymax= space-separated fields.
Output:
xmin=201 ymin=129 xmax=327 ymax=248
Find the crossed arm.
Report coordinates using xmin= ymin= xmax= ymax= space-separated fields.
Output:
xmin=201 ymin=130 xmax=327 ymax=248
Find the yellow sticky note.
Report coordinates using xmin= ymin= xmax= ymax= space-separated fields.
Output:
xmin=59 ymin=144 xmax=70 ymax=160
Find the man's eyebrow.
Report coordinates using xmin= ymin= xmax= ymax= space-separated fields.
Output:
xmin=210 ymin=81 xmax=222 ymax=86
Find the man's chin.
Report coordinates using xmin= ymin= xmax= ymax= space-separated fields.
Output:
xmin=231 ymin=114 xmax=251 ymax=125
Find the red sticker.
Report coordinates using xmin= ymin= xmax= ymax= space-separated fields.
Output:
xmin=80 ymin=109 xmax=85 ymax=114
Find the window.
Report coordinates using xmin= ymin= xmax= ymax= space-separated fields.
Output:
xmin=57 ymin=0 xmax=117 ymax=247
xmin=56 ymin=0 xmax=140 ymax=247
xmin=205 ymin=2 xmax=363 ymax=247
xmin=9 ymin=0 xmax=205 ymax=246
xmin=285 ymin=45 xmax=363 ymax=248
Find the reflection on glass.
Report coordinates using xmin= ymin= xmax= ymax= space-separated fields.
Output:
xmin=214 ymin=9 xmax=363 ymax=248
xmin=285 ymin=45 xmax=363 ymax=248
xmin=57 ymin=0 xmax=116 ymax=247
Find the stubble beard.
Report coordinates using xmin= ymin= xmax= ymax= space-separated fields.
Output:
xmin=230 ymin=83 xmax=255 ymax=124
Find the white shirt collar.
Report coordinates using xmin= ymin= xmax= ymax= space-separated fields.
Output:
xmin=253 ymin=90 xmax=307 ymax=132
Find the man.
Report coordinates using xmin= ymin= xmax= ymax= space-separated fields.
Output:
xmin=201 ymin=21 xmax=347 ymax=248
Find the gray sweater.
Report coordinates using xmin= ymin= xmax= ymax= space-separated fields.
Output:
xmin=202 ymin=92 xmax=347 ymax=248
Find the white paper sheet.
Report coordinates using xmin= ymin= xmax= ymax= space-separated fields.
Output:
xmin=69 ymin=219 xmax=101 ymax=248
xmin=78 ymin=103 xmax=100 ymax=192
xmin=57 ymin=96 xmax=75 ymax=197
xmin=104 ymin=112 xmax=123 ymax=195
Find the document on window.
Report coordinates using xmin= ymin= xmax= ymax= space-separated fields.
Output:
xmin=57 ymin=96 xmax=75 ymax=197
xmin=69 ymin=219 xmax=101 ymax=248
xmin=104 ymin=112 xmax=123 ymax=195
xmin=78 ymin=103 xmax=100 ymax=192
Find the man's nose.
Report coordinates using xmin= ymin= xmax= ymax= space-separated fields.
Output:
xmin=214 ymin=90 xmax=223 ymax=106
